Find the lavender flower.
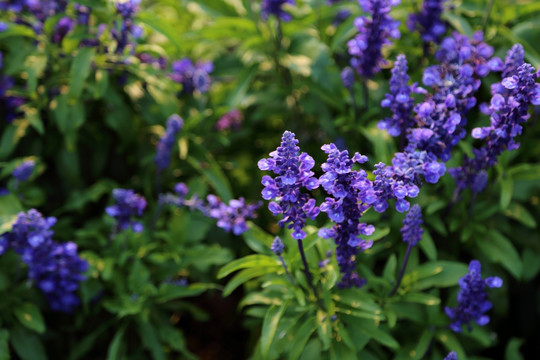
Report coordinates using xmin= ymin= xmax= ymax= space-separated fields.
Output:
xmin=74 ymin=4 xmax=91 ymax=26
xmin=215 ymin=109 xmax=243 ymax=131
xmin=445 ymin=260 xmax=502 ymax=332
xmin=154 ymin=114 xmax=183 ymax=171
xmin=347 ymin=0 xmax=400 ymax=78
xmin=112 ymin=0 xmax=142 ymax=54
xmin=0 ymin=209 xmax=88 ymax=312
xmin=318 ymin=143 xmax=374 ymax=288
xmin=0 ymin=52 xmax=25 ymax=123
xmin=379 ymin=54 xmax=421 ymax=137
xmin=106 ymin=189 xmax=147 ymax=233
xmin=400 ymin=204 xmax=423 ymax=246
xmin=444 ymin=352 xmax=458 ymax=360
xmin=12 ymin=160 xmax=35 ymax=182
xmin=408 ymin=0 xmax=447 ymax=44
xmin=0 ymin=21 xmax=7 ymax=32
xmin=340 ymin=67 xmax=355 ymax=89
xmin=205 ymin=195 xmax=260 ymax=235
xmin=258 ymin=131 xmax=320 ymax=240
xmin=271 ymin=236 xmax=284 ymax=255
xmin=52 ymin=16 xmax=74 ymax=43
xmin=260 ymin=0 xmax=295 ymax=22
xmin=170 ymin=58 xmax=213 ymax=95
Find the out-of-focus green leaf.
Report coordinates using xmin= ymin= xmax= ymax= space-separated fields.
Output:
xmin=158 ymin=326 xmax=197 ymax=360
xmin=11 ymin=326 xmax=47 ymax=360
xmin=138 ymin=320 xmax=166 ymax=360
xmin=106 ymin=325 xmax=126 ymax=360
xmin=436 ymin=329 xmax=467 ymax=360
xmin=419 ymin=230 xmax=437 ymax=261
xmin=156 ymin=283 xmax=219 ymax=303
xmin=261 ymin=302 xmax=287 ymax=358
xmin=24 ymin=55 xmax=47 ymax=95
xmin=289 ymin=317 xmax=317 ymax=360
xmin=137 ymin=12 xmax=182 ymax=53
xmin=0 ymin=24 xmax=36 ymax=39
xmin=0 ymin=193 xmax=23 ymax=234
xmin=188 ymin=143 xmax=233 ymax=201
xmin=68 ymin=47 xmax=96 ymax=100
xmin=242 ymin=222 xmax=274 ymax=253
xmin=477 ymin=230 xmax=522 ymax=279
xmin=505 ymin=338 xmax=524 ymax=360
xmin=443 ymin=13 xmax=473 ymax=37
xmin=398 ymin=292 xmax=440 ymax=306
xmin=0 ymin=329 xmax=9 ymax=360
xmin=406 ymin=261 xmax=468 ymax=290
xmin=500 ymin=176 xmax=513 ymax=210
xmin=218 ymin=254 xmax=280 ymax=278
xmin=413 ymin=330 xmax=433 ymax=360
xmin=14 ymin=303 xmax=45 ymax=334
xmin=504 ymin=202 xmax=536 ymax=228
xmin=223 ymin=267 xmax=278 ymax=296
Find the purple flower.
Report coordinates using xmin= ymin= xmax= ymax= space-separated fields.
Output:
xmin=408 ymin=0 xmax=447 ymax=44
xmin=170 ymin=58 xmax=213 ymax=95
xmin=258 ymin=131 xmax=320 ymax=240
xmin=400 ymin=204 xmax=423 ymax=246
xmin=0 ymin=209 xmax=87 ymax=312
xmin=379 ymin=54 xmax=420 ymax=136
xmin=445 ymin=260 xmax=502 ymax=332
xmin=12 ymin=160 xmax=35 ymax=182
xmin=340 ymin=67 xmax=355 ymax=89
xmin=347 ymin=0 xmax=400 ymax=78
xmin=0 ymin=21 xmax=7 ymax=32
xmin=106 ymin=189 xmax=147 ymax=233
xmin=52 ymin=16 xmax=74 ymax=43
xmin=261 ymin=0 xmax=295 ymax=21
xmin=112 ymin=0 xmax=141 ymax=54
xmin=154 ymin=114 xmax=183 ymax=171
xmin=74 ymin=4 xmax=91 ymax=26
xmin=215 ymin=109 xmax=243 ymax=131
xmin=271 ymin=236 xmax=284 ymax=255
xmin=204 ymin=195 xmax=260 ymax=235
xmin=318 ymin=143 xmax=374 ymax=288
xmin=444 ymin=351 xmax=458 ymax=360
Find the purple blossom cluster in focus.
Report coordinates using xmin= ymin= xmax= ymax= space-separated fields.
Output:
xmin=318 ymin=143 xmax=374 ymax=288
xmin=451 ymin=44 xmax=540 ymax=194
xmin=260 ymin=0 xmax=295 ymax=22
xmin=258 ymin=131 xmax=320 ymax=240
xmin=445 ymin=260 xmax=502 ymax=332
xmin=347 ymin=0 xmax=400 ymax=78
xmin=106 ymin=188 xmax=147 ymax=233
xmin=0 ymin=209 xmax=88 ymax=312
xmin=155 ymin=114 xmax=183 ymax=171
xmin=408 ymin=0 xmax=447 ymax=44
xmin=170 ymin=58 xmax=214 ymax=95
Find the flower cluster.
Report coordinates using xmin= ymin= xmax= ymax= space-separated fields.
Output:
xmin=407 ymin=32 xmax=503 ymax=162
xmin=204 ymin=195 xmax=261 ymax=235
xmin=0 ymin=209 xmax=88 ymax=312
xmin=12 ymin=159 xmax=35 ymax=182
xmin=0 ymin=52 xmax=25 ymax=123
xmin=445 ymin=260 xmax=502 ymax=332
xmin=318 ymin=143 xmax=374 ymax=288
xmin=400 ymin=204 xmax=423 ymax=246
xmin=216 ymin=109 xmax=243 ymax=131
xmin=170 ymin=58 xmax=214 ymax=95
xmin=260 ymin=0 xmax=295 ymax=22
xmin=444 ymin=351 xmax=458 ymax=360
xmin=271 ymin=236 xmax=284 ymax=255
xmin=155 ymin=114 xmax=183 ymax=171
xmin=112 ymin=0 xmax=143 ymax=54
xmin=408 ymin=0 xmax=447 ymax=44
xmin=451 ymin=45 xmax=539 ymax=194
xmin=0 ymin=0 xmax=68 ymax=32
xmin=52 ymin=16 xmax=74 ymax=44
xmin=258 ymin=131 xmax=320 ymax=240
xmin=347 ymin=0 xmax=400 ymax=78
xmin=379 ymin=54 xmax=422 ymax=137
xmin=106 ymin=188 xmax=147 ymax=233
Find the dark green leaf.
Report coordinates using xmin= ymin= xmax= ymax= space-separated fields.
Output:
xmin=0 ymin=193 xmax=23 ymax=234
xmin=138 ymin=320 xmax=166 ymax=360
xmin=10 ymin=326 xmax=47 ymax=360
xmin=68 ymin=47 xmax=96 ymax=100
xmin=0 ymin=329 xmax=9 ymax=360
xmin=476 ymin=230 xmax=522 ymax=279
xmin=14 ymin=303 xmax=45 ymax=334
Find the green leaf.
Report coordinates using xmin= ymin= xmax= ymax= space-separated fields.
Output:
xmin=68 ymin=47 xmax=96 ymax=100
xmin=436 ymin=329 xmax=467 ymax=360
xmin=289 ymin=317 xmax=317 ymax=360
xmin=14 ymin=303 xmax=45 ymax=334
xmin=505 ymin=338 xmax=524 ymax=360
xmin=412 ymin=330 xmax=433 ymax=360
xmin=406 ymin=261 xmax=468 ymax=290
xmin=419 ymin=230 xmax=437 ymax=261
xmin=0 ymin=24 xmax=36 ymax=39
xmin=227 ymin=65 xmax=257 ymax=108
xmin=223 ymin=267 xmax=280 ymax=296
xmin=158 ymin=326 xmax=197 ymax=360
xmin=128 ymin=259 xmax=151 ymax=294
xmin=106 ymin=325 xmax=126 ymax=360
xmin=504 ymin=202 xmax=536 ymax=228
xmin=0 ymin=193 xmax=23 ymax=234
xmin=0 ymin=122 xmax=28 ymax=160
xmin=10 ymin=326 xmax=47 ymax=360
xmin=500 ymin=177 xmax=513 ymax=210
xmin=24 ymin=55 xmax=47 ymax=95
xmin=156 ymin=283 xmax=218 ymax=303
xmin=24 ymin=107 xmax=44 ymax=135
xmin=363 ymin=226 xmax=390 ymax=242
xmin=383 ymin=254 xmax=397 ymax=280
xmin=218 ymin=255 xmax=280 ymax=278
xmin=443 ymin=13 xmax=473 ymax=37
xmin=0 ymin=329 xmax=9 ymax=360
xmin=476 ymin=230 xmax=522 ymax=279
xmin=138 ymin=320 xmax=166 ymax=360
xmin=261 ymin=303 xmax=288 ymax=358
xmin=137 ymin=12 xmax=182 ymax=53
xmin=188 ymin=143 xmax=233 ymax=201
xmin=242 ymin=221 xmax=275 ymax=253
xmin=398 ymin=293 xmax=440 ymax=306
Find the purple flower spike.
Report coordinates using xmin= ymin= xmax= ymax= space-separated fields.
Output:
xmin=445 ymin=260 xmax=502 ymax=332
xmin=106 ymin=189 xmax=147 ymax=233
xmin=444 ymin=351 xmax=458 ymax=360
xmin=12 ymin=160 xmax=35 ymax=182
xmin=347 ymin=0 xmax=400 ymax=78
xmin=408 ymin=0 xmax=447 ymax=44
xmin=318 ymin=143 xmax=375 ymax=288
xmin=154 ymin=114 xmax=183 ymax=171
xmin=258 ymin=131 xmax=320 ymax=240
xmin=271 ymin=236 xmax=285 ymax=255
xmin=379 ymin=54 xmax=419 ymax=136
xmin=204 ymin=195 xmax=260 ymax=235
xmin=52 ymin=17 xmax=74 ymax=44
xmin=261 ymin=0 xmax=296 ymax=22
xmin=170 ymin=58 xmax=213 ymax=95
xmin=400 ymin=204 xmax=423 ymax=246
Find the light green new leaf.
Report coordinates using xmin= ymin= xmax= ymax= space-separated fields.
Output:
xmin=261 ymin=303 xmax=288 ymax=358
xmin=218 ymin=255 xmax=280 ymax=279
xmin=68 ymin=47 xmax=96 ymax=100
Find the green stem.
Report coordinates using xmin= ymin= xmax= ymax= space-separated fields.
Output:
xmin=389 ymin=242 xmax=413 ymax=297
